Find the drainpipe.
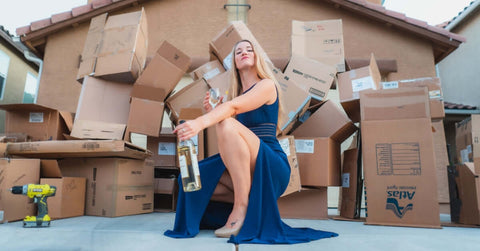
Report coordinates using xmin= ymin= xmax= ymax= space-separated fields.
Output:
xmin=22 ymin=50 xmax=43 ymax=104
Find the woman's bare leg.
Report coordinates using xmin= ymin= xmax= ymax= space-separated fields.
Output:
xmin=215 ymin=117 xmax=259 ymax=229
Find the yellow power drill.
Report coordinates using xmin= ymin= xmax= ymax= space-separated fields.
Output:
xmin=9 ymin=184 xmax=57 ymax=227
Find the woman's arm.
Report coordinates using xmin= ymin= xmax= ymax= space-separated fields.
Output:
xmin=174 ymin=78 xmax=277 ymax=141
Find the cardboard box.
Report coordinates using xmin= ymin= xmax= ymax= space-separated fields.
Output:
xmin=277 ymin=187 xmax=328 ymax=219
xmin=284 ymin=54 xmax=336 ymax=101
xmin=39 ymin=160 xmax=86 ymax=219
xmin=338 ymin=54 xmax=381 ymax=123
xmin=432 ymin=119 xmax=450 ymax=204
xmin=452 ymin=163 xmax=480 ymax=225
xmin=340 ymin=148 xmax=362 ymax=219
xmin=360 ymin=87 xmax=431 ymax=121
xmin=210 ymin=21 xmax=271 ymax=69
xmin=165 ymin=79 xmax=209 ymax=124
xmin=0 ymin=159 xmax=40 ymax=223
xmin=205 ymin=70 xmax=231 ymax=102
xmin=205 ymin=126 xmax=219 ymax=158
xmin=148 ymin=134 xmax=177 ymax=167
xmin=6 ymin=140 xmax=151 ymax=160
xmin=291 ymin=100 xmax=357 ymax=144
xmin=271 ymin=68 xmax=311 ymax=134
xmin=278 ymin=135 xmax=301 ymax=197
xmin=77 ymin=9 xmax=148 ymax=83
xmin=294 ymin=137 xmax=341 ymax=187
xmin=133 ymin=40 xmax=191 ymax=100
xmin=381 ymin=77 xmax=444 ymax=119
xmin=58 ymin=158 xmax=154 ymax=217
xmin=71 ymin=76 xmax=132 ymax=140
xmin=190 ymin=60 xmax=225 ymax=81
xmin=0 ymin=104 xmax=72 ymax=141
xmin=455 ymin=115 xmax=480 ymax=170
xmin=154 ymin=167 xmax=179 ymax=212
xmin=291 ymin=19 xmax=345 ymax=72
xmin=126 ymin=96 xmax=165 ymax=137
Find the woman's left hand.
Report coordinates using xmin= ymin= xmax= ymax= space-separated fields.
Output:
xmin=172 ymin=119 xmax=202 ymax=141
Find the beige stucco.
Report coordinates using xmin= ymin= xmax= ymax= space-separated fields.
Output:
xmin=37 ymin=0 xmax=438 ymax=113
xmin=0 ymin=42 xmax=38 ymax=133
xmin=437 ymin=12 xmax=480 ymax=109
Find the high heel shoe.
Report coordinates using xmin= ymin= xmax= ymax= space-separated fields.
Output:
xmin=214 ymin=220 xmax=244 ymax=238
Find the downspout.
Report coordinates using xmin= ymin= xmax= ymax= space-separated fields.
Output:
xmin=22 ymin=50 xmax=43 ymax=104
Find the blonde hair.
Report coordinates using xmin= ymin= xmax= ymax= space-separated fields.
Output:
xmin=227 ymin=39 xmax=284 ymax=133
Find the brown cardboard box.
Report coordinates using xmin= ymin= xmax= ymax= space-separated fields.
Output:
xmin=381 ymin=77 xmax=444 ymax=119
xmin=126 ymin=97 xmax=165 ymax=137
xmin=77 ymin=9 xmax=148 ymax=83
xmin=271 ymin=68 xmax=311 ymax=134
xmin=205 ymin=126 xmax=219 ymax=158
xmin=278 ymin=135 xmax=301 ymax=197
xmin=294 ymin=137 xmax=341 ymax=187
xmin=360 ymin=88 xmax=440 ymax=228
xmin=0 ymin=159 xmax=40 ymax=223
xmin=6 ymin=140 xmax=151 ymax=160
xmin=453 ymin=163 xmax=480 ymax=225
xmin=133 ymin=40 xmax=191 ymax=99
xmin=291 ymin=100 xmax=357 ymax=144
xmin=455 ymin=115 xmax=480 ymax=170
xmin=147 ymin=134 xmax=177 ymax=167
xmin=39 ymin=160 xmax=86 ymax=219
xmin=277 ymin=187 xmax=328 ymax=219
xmin=58 ymin=158 xmax=154 ymax=217
xmin=284 ymin=54 xmax=337 ymax=101
xmin=190 ymin=60 xmax=225 ymax=81
xmin=0 ymin=104 xmax=72 ymax=141
xmin=210 ymin=21 xmax=271 ymax=69
xmin=432 ymin=120 xmax=450 ymax=204
xmin=71 ymin=76 xmax=132 ymax=140
xmin=154 ymin=167 xmax=179 ymax=212
xmin=165 ymin=79 xmax=209 ymax=124
xmin=338 ymin=54 xmax=381 ymax=123
xmin=291 ymin=19 xmax=345 ymax=72
xmin=340 ymin=148 xmax=362 ymax=219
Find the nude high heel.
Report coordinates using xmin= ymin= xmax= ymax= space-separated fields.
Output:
xmin=214 ymin=220 xmax=244 ymax=238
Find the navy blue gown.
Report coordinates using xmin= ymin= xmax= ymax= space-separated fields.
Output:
xmin=164 ymin=85 xmax=338 ymax=244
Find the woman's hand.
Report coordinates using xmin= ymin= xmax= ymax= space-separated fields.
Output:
xmin=173 ymin=119 xmax=203 ymax=141
xmin=203 ymin=91 xmax=224 ymax=113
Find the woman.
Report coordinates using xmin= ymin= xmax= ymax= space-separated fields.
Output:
xmin=164 ymin=40 xmax=338 ymax=244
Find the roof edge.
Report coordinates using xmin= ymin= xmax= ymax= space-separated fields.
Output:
xmin=446 ymin=1 xmax=480 ymax=31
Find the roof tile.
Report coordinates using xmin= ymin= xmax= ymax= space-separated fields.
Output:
xmin=51 ymin=11 xmax=73 ymax=24
xmin=405 ymin=17 xmax=428 ymax=28
xmin=349 ymin=0 xmax=367 ymax=6
xmin=385 ymin=10 xmax=406 ymax=21
xmin=92 ymin=0 xmax=113 ymax=9
xmin=30 ymin=18 xmax=52 ymax=32
xmin=72 ymin=3 xmax=93 ymax=17
xmin=16 ymin=25 xmax=31 ymax=36
xmin=364 ymin=2 xmax=386 ymax=13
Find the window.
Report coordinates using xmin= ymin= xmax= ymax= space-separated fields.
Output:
xmin=23 ymin=72 xmax=38 ymax=103
xmin=226 ymin=0 xmax=249 ymax=24
xmin=0 ymin=50 xmax=10 ymax=100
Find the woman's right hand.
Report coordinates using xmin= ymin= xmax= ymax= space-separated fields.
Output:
xmin=203 ymin=91 xmax=213 ymax=112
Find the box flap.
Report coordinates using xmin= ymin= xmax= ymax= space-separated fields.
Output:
xmin=360 ymin=87 xmax=430 ymax=121
xmin=59 ymin=111 xmax=74 ymax=132
xmin=0 ymin=103 xmax=56 ymax=112
xmin=178 ymin=108 xmax=203 ymax=123
xmin=131 ymin=84 xmax=167 ymax=102
xmin=156 ymin=40 xmax=191 ymax=72
xmin=40 ymin=159 xmax=62 ymax=178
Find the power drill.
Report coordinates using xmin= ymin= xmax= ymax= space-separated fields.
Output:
xmin=9 ymin=184 xmax=56 ymax=227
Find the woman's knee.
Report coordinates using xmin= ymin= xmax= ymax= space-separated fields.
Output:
xmin=216 ymin=117 xmax=237 ymax=136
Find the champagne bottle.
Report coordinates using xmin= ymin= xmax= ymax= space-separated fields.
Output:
xmin=177 ymin=120 xmax=202 ymax=192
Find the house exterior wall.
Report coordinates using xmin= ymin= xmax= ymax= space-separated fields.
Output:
xmin=37 ymin=0 xmax=436 ymax=113
xmin=437 ymin=12 xmax=480 ymax=109
xmin=0 ymin=42 xmax=38 ymax=133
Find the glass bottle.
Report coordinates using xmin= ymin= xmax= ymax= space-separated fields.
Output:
xmin=177 ymin=120 xmax=202 ymax=192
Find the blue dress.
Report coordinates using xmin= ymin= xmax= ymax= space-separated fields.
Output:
xmin=164 ymin=85 xmax=338 ymax=244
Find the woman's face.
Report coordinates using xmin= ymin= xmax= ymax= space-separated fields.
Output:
xmin=234 ymin=41 xmax=255 ymax=70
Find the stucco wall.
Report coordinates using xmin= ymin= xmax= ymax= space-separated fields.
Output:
xmin=437 ymin=11 xmax=480 ymax=108
xmin=37 ymin=0 xmax=437 ymax=112
xmin=0 ymin=42 xmax=38 ymax=133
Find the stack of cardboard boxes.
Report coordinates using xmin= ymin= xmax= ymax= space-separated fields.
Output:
xmin=2 ymin=8 xmax=475 ymax=228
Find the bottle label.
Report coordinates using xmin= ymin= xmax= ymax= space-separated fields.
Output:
xmin=191 ymin=151 xmax=200 ymax=177
xmin=178 ymin=155 xmax=189 ymax=178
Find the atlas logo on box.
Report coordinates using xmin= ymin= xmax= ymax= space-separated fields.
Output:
xmin=385 ymin=185 xmax=416 ymax=218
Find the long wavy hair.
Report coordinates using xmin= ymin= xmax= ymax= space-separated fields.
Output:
xmin=227 ymin=39 xmax=284 ymax=133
